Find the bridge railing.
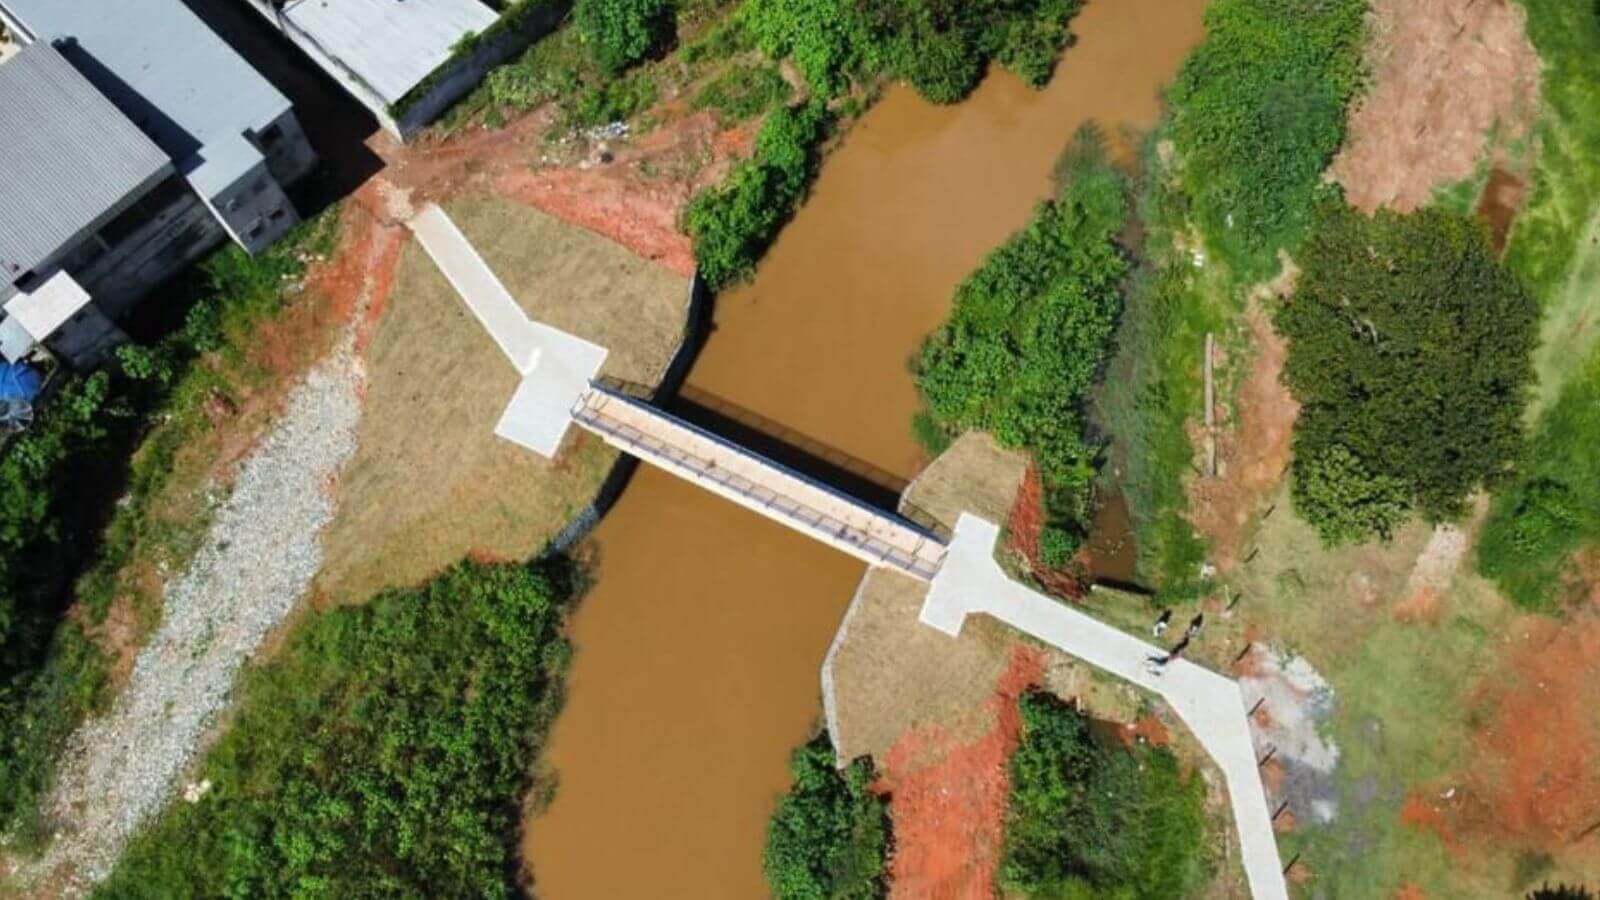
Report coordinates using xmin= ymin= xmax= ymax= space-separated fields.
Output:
xmin=573 ymin=395 xmax=944 ymax=581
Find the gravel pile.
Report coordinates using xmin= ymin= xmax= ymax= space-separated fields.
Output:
xmin=29 ymin=338 xmax=363 ymax=891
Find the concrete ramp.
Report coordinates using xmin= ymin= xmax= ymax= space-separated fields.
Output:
xmin=407 ymin=204 xmax=606 ymax=457
xmin=924 ymin=514 xmax=1288 ymax=900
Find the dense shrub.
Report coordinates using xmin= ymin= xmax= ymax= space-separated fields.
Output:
xmin=1478 ymin=349 xmax=1600 ymax=610
xmin=575 ymin=0 xmax=676 ymax=73
xmin=686 ymin=101 xmax=831 ymax=288
xmin=1001 ymin=691 xmax=1208 ymax=897
xmin=1168 ymin=0 xmax=1366 ymax=277
xmin=99 ymin=560 xmax=575 ymax=897
xmin=764 ymin=734 xmax=890 ymax=900
xmin=1278 ymin=202 xmax=1537 ymax=542
xmin=916 ymin=132 xmax=1128 ymax=550
xmin=743 ymin=0 xmax=1081 ymax=101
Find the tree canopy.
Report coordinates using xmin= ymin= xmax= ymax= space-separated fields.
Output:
xmin=1278 ymin=202 xmax=1538 ymax=543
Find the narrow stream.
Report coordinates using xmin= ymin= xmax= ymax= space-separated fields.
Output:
xmin=525 ymin=0 xmax=1208 ymax=894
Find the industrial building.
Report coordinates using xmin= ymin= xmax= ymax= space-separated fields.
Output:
xmin=0 ymin=0 xmax=316 ymax=369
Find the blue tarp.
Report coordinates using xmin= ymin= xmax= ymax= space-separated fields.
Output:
xmin=0 ymin=363 xmax=43 ymax=403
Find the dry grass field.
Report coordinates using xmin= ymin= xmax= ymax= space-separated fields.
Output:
xmin=315 ymin=195 xmax=689 ymax=605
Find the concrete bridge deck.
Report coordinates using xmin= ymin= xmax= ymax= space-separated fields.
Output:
xmin=572 ymin=384 xmax=948 ymax=581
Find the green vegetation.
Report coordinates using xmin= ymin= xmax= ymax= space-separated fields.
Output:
xmin=1001 ymin=691 xmax=1208 ymax=898
xmin=99 ymin=559 xmax=574 ymax=897
xmin=915 ymin=131 xmax=1128 ymax=559
xmin=1478 ymin=348 xmax=1600 ymax=610
xmin=1169 ymin=0 xmax=1366 ymax=278
xmin=688 ymin=0 xmax=1085 ymax=284
xmin=0 ymin=213 xmax=337 ymax=846
xmin=1097 ymin=0 xmax=1368 ymax=594
xmin=686 ymin=100 xmax=831 ymax=289
xmin=1277 ymin=202 xmax=1537 ymax=543
xmin=692 ymin=62 xmax=791 ymax=123
xmin=764 ymin=734 xmax=890 ymax=900
xmin=575 ymin=0 xmax=676 ymax=73
xmin=1504 ymin=0 xmax=1600 ymax=303
xmin=744 ymin=0 xmax=1081 ymax=101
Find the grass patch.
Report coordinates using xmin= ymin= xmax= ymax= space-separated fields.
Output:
xmin=1477 ymin=347 xmax=1600 ymax=610
xmin=98 ymin=559 xmax=577 ymax=896
xmin=316 ymin=196 xmax=688 ymax=604
xmin=691 ymin=61 xmax=791 ymax=123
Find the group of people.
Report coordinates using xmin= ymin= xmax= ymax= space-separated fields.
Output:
xmin=1145 ymin=610 xmax=1203 ymax=674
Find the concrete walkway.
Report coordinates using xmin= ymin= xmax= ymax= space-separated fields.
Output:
xmin=573 ymin=383 xmax=947 ymax=580
xmin=406 ymin=204 xmax=606 ymax=456
xmin=922 ymin=514 xmax=1288 ymax=900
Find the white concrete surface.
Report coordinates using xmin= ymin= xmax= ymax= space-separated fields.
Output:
xmin=923 ymin=514 xmax=1288 ymax=900
xmin=407 ymin=204 xmax=606 ymax=457
xmin=573 ymin=385 xmax=947 ymax=580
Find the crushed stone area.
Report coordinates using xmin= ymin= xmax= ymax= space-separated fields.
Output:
xmin=27 ymin=348 xmax=362 ymax=891
xmin=17 ymin=212 xmax=392 ymax=892
xmin=1240 ymin=645 xmax=1341 ymax=825
xmin=1330 ymin=0 xmax=1541 ymax=213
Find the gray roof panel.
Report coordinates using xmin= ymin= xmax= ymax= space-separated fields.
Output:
xmin=0 ymin=43 xmax=172 ymax=280
xmin=1 ymin=0 xmax=292 ymax=196
xmin=281 ymin=0 xmax=498 ymax=105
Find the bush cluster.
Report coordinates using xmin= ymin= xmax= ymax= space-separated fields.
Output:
xmin=686 ymin=101 xmax=831 ymax=289
xmin=100 ymin=560 xmax=575 ymax=896
xmin=764 ymin=734 xmax=890 ymax=900
xmin=744 ymin=0 xmax=1081 ymax=102
xmin=1278 ymin=202 xmax=1537 ymax=544
xmin=574 ymin=0 xmax=676 ymax=73
xmin=1001 ymin=691 xmax=1208 ymax=897
xmin=915 ymin=132 xmax=1128 ymax=555
xmin=1478 ymin=349 xmax=1600 ymax=610
xmin=1168 ymin=0 xmax=1366 ymax=276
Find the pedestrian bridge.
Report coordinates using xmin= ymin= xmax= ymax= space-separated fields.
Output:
xmin=571 ymin=381 xmax=948 ymax=581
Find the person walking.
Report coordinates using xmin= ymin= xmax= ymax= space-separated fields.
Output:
xmin=1186 ymin=613 xmax=1205 ymax=639
xmin=1153 ymin=609 xmax=1172 ymax=637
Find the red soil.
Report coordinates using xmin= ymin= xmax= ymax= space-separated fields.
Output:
xmin=878 ymin=645 xmax=1046 ymax=900
xmin=1187 ymin=303 xmax=1299 ymax=573
xmin=1393 ymin=884 xmax=1428 ymax=900
xmin=1004 ymin=465 xmax=1085 ymax=599
xmin=1455 ymin=615 xmax=1600 ymax=850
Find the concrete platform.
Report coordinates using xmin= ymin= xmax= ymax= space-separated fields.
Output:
xmin=407 ymin=204 xmax=606 ymax=457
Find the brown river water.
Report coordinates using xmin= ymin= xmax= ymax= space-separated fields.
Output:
xmin=525 ymin=0 xmax=1208 ymax=894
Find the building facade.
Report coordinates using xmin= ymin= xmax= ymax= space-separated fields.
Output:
xmin=0 ymin=0 xmax=317 ymax=369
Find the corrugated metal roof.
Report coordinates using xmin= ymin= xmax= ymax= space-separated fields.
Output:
xmin=0 ymin=0 xmax=292 ymax=196
xmin=0 ymin=43 xmax=172 ymax=281
xmin=281 ymin=0 xmax=498 ymax=105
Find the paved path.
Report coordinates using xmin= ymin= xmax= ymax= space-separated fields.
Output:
xmin=573 ymin=383 xmax=947 ymax=580
xmin=923 ymin=514 xmax=1288 ymax=900
xmin=407 ymin=204 xmax=606 ymax=456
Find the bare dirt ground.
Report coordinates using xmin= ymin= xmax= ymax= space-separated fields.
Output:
xmin=1187 ymin=275 xmax=1300 ymax=574
xmin=1329 ymin=0 xmax=1542 ymax=213
xmin=376 ymin=105 xmax=753 ymax=277
xmin=314 ymin=194 xmax=689 ymax=605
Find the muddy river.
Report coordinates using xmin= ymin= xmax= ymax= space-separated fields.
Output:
xmin=525 ymin=0 xmax=1208 ymax=894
